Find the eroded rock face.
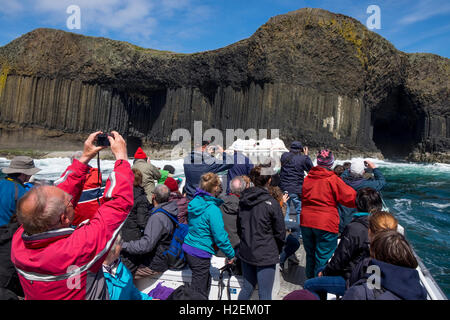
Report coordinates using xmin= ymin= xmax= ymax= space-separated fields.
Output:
xmin=0 ymin=8 xmax=448 ymax=161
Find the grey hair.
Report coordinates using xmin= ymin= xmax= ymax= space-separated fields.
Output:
xmin=17 ymin=186 xmax=66 ymax=235
xmin=70 ymin=151 xmax=83 ymax=163
xmin=154 ymin=184 xmax=170 ymax=204
xmin=230 ymin=176 xmax=246 ymax=195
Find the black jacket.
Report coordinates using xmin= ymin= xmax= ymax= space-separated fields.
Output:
xmin=343 ymin=259 xmax=427 ymax=300
xmin=237 ymin=187 xmax=285 ymax=266
xmin=219 ymin=194 xmax=241 ymax=250
xmin=322 ymin=214 xmax=370 ymax=283
xmin=0 ymin=220 xmax=23 ymax=297
xmin=122 ymin=186 xmax=151 ymax=242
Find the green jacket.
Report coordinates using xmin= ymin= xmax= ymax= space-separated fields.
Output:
xmin=158 ymin=170 xmax=169 ymax=184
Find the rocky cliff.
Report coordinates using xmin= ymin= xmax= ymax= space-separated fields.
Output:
xmin=0 ymin=8 xmax=449 ymax=161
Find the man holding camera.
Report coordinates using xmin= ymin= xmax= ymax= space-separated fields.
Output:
xmin=337 ymin=159 xmax=387 ymax=232
xmin=183 ymin=141 xmax=234 ymax=200
xmin=11 ymin=131 xmax=134 ymax=300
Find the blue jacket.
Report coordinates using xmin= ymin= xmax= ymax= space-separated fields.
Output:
xmin=343 ymin=259 xmax=427 ymax=300
xmin=103 ymin=260 xmax=152 ymax=300
xmin=183 ymin=151 xmax=234 ymax=200
xmin=0 ymin=178 xmax=27 ymax=227
xmin=183 ymin=191 xmax=235 ymax=259
xmin=226 ymin=151 xmax=253 ymax=194
xmin=341 ymin=168 xmax=386 ymax=192
xmin=279 ymin=144 xmax=313 ymax=195
xmin=337 ymin=168 xmax=387 ymax=233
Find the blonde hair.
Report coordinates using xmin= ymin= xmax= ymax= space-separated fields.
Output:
xmin=369 ymin=211 xmax=399 ymax=235
xmin=199 ymin=172 xmax=221 ymax=194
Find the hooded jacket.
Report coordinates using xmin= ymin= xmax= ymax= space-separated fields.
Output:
xmin=343 ymin=259 xmax=427 ymax=300
xmin=301 ymin=166 xmax=357 ymax=234
xmin=237 ymin=187 xmax=285 ymax=266
xmin=121 ymin=201 xmax=178 ymax=272
xmin=11 ymin=159 xmax=134 ymax=300
xmin=183 ymin=192 xmax=235 ymax=259
xmin=279 ymin=142 xmax=314 ymax=195
xmin=122 ymin=186 xmax=151 ymax=242
xmin=322 ymin=214 xmax=370 ymax=282
xmin=102 ymin=260 xmax=152 ymax=300
xmin=183 ymin=151 xmax=234 ymax=200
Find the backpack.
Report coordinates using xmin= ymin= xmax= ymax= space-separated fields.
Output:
xmin=153 ymin=208 xmax=189 ymax=270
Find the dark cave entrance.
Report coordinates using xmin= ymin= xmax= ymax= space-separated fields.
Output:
xmin=371 ymin=87 xmax=425 ymax=160
xmin=127 ymin=136 xmax=143 ymax=158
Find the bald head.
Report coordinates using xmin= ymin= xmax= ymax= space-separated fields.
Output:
xmin=153 ymin=184 xmax=170 ymax=205
xmin=17 ymin=186 xmax=73 ymax=235
xmin=230 ymin=176 xmax=246 ymax=195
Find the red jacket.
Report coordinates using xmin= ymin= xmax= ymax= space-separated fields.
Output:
xmin=61 ymin=166 xmax=103 ymax=226
xmin=11 ymin=159 xmax=134 ymax=300
xmin=301 ymin=166 xmax=356 ymax=234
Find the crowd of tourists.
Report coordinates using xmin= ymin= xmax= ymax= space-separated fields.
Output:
xmin=0 ymin=132 xmax=427 ymax=300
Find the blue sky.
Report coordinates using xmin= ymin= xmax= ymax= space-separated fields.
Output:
xmin=0 ymin=0 xmax=449 ymax=57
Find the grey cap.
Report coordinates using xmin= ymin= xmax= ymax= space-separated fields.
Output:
xmin=2 ymin=156 xmax=41 ymax=176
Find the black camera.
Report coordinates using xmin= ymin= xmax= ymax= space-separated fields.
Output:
xmin=96 ymin=133 xmax=113 ymax=146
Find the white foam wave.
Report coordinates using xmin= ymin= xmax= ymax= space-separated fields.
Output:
xmin=0 ymin=157 xmax=186 ymax=181
xmin=393 ymin=198 xmax=413 ymax=212
xmin=422 ymin=202 xmax=450 ymax=210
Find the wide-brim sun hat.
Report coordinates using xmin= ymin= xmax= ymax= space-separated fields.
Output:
xmin=2 ymin=156 xmax=41 ymax=176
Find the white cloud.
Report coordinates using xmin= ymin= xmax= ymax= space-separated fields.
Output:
xmin=0 ymin=0 xmax=24 ymax=14
xmin=0 ymin=0 xmax=209 ymax=44
xmin=398 ymin=0 xmax=450 ymax=25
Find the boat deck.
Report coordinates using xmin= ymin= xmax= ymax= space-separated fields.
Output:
xmin=278 ymin=242 xmax=308 ymax=299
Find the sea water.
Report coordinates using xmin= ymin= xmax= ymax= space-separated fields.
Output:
xmin=1 ymin=157 xmax=449 ymax=298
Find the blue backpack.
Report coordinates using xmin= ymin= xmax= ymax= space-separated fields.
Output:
xmin=153 ymin=208 xmax=189 ymax=270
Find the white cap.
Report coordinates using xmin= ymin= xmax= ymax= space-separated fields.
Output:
xmin=350 ymin=159 xmax=365 ymax=176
